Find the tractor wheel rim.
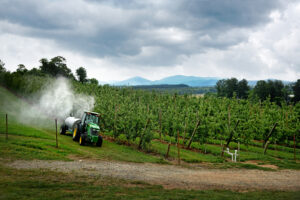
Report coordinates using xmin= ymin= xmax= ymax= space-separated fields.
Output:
xmin=73 ymin=128 xmax=77 ymax=137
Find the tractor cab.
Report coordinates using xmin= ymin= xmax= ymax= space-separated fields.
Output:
xmin=81 ymin=111 xmax=99 ymax=126
xmin=78 ymin=111 xmax=102 ymax=146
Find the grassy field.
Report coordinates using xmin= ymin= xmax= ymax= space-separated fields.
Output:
xmin=1 ymin=85 xmax=299 ymax=167
xmin=0 ymin=86 xmax=165 ymax=163
xmin=0 ymin=86 xmax=299 ymax=199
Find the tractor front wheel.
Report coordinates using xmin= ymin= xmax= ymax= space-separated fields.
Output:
xmin=79 ymin=135 xmax=85 ymax=146
xmin=96 ymin=136 xmax=103 ymax=147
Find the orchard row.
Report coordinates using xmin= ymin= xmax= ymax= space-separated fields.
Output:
xmin=74 ymin=82 xmax=300 ymax=151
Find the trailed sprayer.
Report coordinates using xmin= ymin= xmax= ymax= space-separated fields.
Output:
xmin=60 ymin=111 xmax=103 ymax=147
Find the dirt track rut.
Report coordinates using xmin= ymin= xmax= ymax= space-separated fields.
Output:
xmin=7 ymin=159 xmax=300 ymax=191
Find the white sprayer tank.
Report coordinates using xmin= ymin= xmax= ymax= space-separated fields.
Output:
xmin=65 ymin=117 xmax=81 ymax=129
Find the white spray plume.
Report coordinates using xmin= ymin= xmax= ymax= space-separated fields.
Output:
xmin=18 ymin=77 xmax=95 ymax=128
xmin=37 ymin=77 xmax=95 ymax=119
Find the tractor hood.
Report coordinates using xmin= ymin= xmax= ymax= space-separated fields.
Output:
xmin=88 ymin=123 xmax=100 ymax=130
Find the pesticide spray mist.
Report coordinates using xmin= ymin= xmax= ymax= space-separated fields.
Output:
xmin=18 ymin=77 xmax=95 ymax=128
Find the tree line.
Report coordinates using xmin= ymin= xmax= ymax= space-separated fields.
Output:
xmin=1 ymin=56 xmax=299 ymax=104
xmin=0 ymin=56 xmax=98 ymax=89
xmin=216 ymin=78 xmax=300 ymax=104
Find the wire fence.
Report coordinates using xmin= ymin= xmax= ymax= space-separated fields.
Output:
xmin=0 ymin=113 xmax=59 ymax=148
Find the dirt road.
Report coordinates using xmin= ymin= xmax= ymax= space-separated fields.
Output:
xmin=7 ymin=159 xmax=300 ymax=191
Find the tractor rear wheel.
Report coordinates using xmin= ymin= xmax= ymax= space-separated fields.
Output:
xmin=96 ymin=136 xmax=103 ymax=147
xmin=72 ymin=124 xmax=80 ymax=141
xmin=60 ymin=125 xmax=66 ymax=135
xmin=79 ymin=134 xmax=85 ymax=146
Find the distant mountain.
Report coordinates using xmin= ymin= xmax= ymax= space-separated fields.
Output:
xmin=159 ymin=75 xmax=220 ymax=86
xmin=154 ymin=75 xmax=219 ymax=86
xmin=133 ymin=84 xmax=189 ymax=89
xmin=111 ymin=75 xmax=293 ymax=87
xmin=113 ymin=76 xmax=152 ymax=86
xmin=113 ymin=75 xmax=220 ymax=87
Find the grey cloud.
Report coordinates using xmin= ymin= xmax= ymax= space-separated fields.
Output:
xmin=0 ymin=0 xmax=287 ymax=66
xmin=179 ymin=0 xmax=281 ymax=29
xmin=0 ymin=0 xmax=71 ymax=29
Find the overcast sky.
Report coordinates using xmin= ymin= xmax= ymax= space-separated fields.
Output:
xmin=0 ymin=0 xmax=299 ymax=82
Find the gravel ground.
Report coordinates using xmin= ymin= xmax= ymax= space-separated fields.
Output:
xmin=7 ymin=159 xmax=300 ymax=191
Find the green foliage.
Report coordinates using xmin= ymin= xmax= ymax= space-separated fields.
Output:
xmin=292 ymin=79 xmax=300 ymax=102
xmin=254 ymin=80 xmax=285 ymax=103
xmin=88 ymin=78 xmax=99 ymax=85
xmin=16 ymin=64 xmax=28 ymax=75
xmin=39 ymin=56 xmax=74 ymax=78
xmin=216 ymin=78 xmax=249 ymax=99
xmin=131 ymin=85 xmax=216 ymax=95
xmin=0 ymin=59 xmax=6 ymax=73
xmin=0 ymin=62 xmax=299 ymax=155
xmin=76 ymin=67 xmax=87 ymax=83
xmin=237 ymin=79 xmax=250 ymax=99
xmin=69 ymin=81 xmax=299 ymax=152
xmin=0 ymin=75 xmax=300 ymax=169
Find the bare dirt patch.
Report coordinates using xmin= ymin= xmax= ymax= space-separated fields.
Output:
xmin=259 ymin=165 xmax=279 ymax=170
xmin=7 ymin=159 xmax=300 ymax=191
xmin=243 ymin=160 xmax=279 ymax=170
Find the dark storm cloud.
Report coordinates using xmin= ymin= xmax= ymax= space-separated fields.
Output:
xmin=0 ymin=0 xmax=71 ymax=29
xmin=0 ymin=0 xmax=284 ymax=66
xmin=179 ymin=0 xmax=281 ymax=29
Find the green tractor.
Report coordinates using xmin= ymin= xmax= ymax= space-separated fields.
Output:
xmin=60 ymin=111 xmax=103 ymax=147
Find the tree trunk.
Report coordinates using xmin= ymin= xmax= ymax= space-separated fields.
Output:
xmin=263 ymin=141 xmax=270 ymax=155
xmin=182 ymin=120 xmax=187 ymax=146
xmin=55 ymin=119 xmax=58 ymax=148
xmin=221 ymin=120 xmax=239 ymax=157
xmin=187 ymin=120 xmax=200 ymax=149
xmin=138 ymin=118 xmax=150 ymax=149
xmin=226 ymin=120 xmax=240 ymax=147
xmin=6 ymin=114 xmax=8 ymax=140
xmin=263 ymin=123 xmax=277 ymax=155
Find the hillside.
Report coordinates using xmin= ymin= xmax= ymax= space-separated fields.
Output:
xmin=1 ymin=82 xmax=300 ymax=199
xmin=111 ymin=75 xmax=293 ymax=87
xmin=113 ymin=75 xmax=220 ymax=86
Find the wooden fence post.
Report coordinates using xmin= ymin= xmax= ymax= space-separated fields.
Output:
xmin=294 ymin=133 xmax=296 ymax=160
xmin=165 ymin=142 xmax=171 ymax=159
xmin=6 ymin=114 xmax=8 ymax=140
xmin=113 ymin=105 xmax=118 ymax=137
xmin=228 ymin=105 xmax=231 ymax=130
xmin=177 ymin=130 xmax=181 ymax=165
xmin=159 ymin=109 xmax=162 ymax=141
xmin=55 ymin=119 xmax=58 ymax=148
xmin=220 ymin=140 xmax=223 ymax=156
xmin=238 ymin=142 xmax=240 ymax=162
